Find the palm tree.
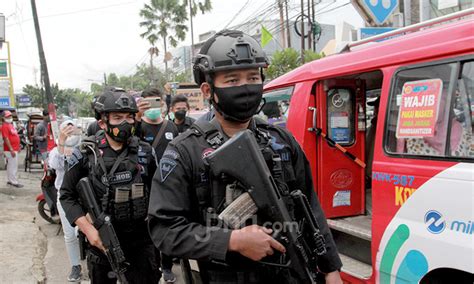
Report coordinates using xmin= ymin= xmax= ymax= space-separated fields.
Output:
xmin=139 ymin=0 xmax=188 ymax=75
xmin=185 ymin=0 xmax=212 ymax=57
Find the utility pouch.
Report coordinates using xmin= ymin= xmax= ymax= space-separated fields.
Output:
xmin=113 ymin=187 xmax=131 ymax=222
xmin=131 ymin=183 xmax=147 ymax=221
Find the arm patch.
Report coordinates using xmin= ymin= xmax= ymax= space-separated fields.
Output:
xmin=160 ymin=158 xmax=177 ymax=182
xmin=66 ymin=147 xmax=83 ymax=169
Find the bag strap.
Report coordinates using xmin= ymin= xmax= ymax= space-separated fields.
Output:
xmin=152 ymin=119 xmax=169 ymax=149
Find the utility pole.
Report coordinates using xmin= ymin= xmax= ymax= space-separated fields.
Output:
xmin=311 ymin=0 xmax=316 ymax=51
xmin=307 ymin=0 xmax=312 ymax=51
xmin=150 ymin=50 xmax=154 ymax=87
xmin=403 ymin=0 xmax=412 ymax=26
xmin=300 ymin=0 xmax=305 ymax=64
xmin=103 ymin=72 xmax=107 ymax=86
xmin=163 ymin=39 xmax=169 ymax=76
xmin=148 ymin=46 xmax=158 ymax=86
xmin=285 ymin=0 xmax=291 ymax=48
xmin=278 ymin=0 xmax=286 ymax=48
xmin=31 ymin=0 xmax=58 ymax=140
xmin=189 ymin=0 xmax=195 ymax=58
xmin=419 ymin=0 xmax=431 ymax=22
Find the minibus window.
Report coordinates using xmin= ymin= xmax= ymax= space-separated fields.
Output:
xmin=260 ymin=86 xmax=294 ymax=128
xmin=450 ymin=61 xmax=474 ymax=158
xmin=385 ymin=63 xmax=458 ymax=157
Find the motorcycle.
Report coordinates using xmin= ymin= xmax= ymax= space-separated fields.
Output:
xmin=36 ymin=164 xmax=60 ymax=224
xmin=17 ymin=124 xmax=28 ymax=150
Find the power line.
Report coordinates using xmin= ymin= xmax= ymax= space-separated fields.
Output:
xmin=224 ymin=0 xmax=251 ymax=29
xmin=313 ymin=0 xmax=338 ymax=15
xmin=315 ymin=1 xmax=350 ymax=16
xmin=123 ymin=51 xmax=150 ymax=76
xmin=13 ymin=1 xmax=36 ymax=68
xmin=11 ymin=62 xmax=36 ymax=69
xmin=232 ymin=1 xmax=281 ymax=31
xmin=232 ymin=3 xmax=283 ymax=35
xmin=266 ymin=0 xmax=351 ymax=37
xmin=6 ymin=1 xmax=137 ymax=27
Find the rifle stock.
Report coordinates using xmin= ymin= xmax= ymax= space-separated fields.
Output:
xmin=205 ymin=130 xmax=323 ymax=283
xmin=77 ymin=177 xmax=129 ymax=284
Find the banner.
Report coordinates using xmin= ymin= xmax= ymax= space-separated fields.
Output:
xmin=175 ymin=87 xmax=204 ymax=111
xmin=396 ymin=79 xmax=443 ymax=138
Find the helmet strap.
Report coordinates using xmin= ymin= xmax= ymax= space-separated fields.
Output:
xmin=256 ymin=97 xmax=266 ymax=114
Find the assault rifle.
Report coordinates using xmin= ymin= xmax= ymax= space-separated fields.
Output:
xmin=204 ymin=130 xmax=326 ymax=283
xmin=77 ymin=177 xmax=129 ymax=284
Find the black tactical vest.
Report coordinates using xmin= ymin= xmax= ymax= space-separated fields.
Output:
xmin=190 ymin=119 xmax=295 ymax=222
xmin=189 ymin=119 xmax=299 ymax=283
xmin=82 ymin=132 xmax=150 ymax=231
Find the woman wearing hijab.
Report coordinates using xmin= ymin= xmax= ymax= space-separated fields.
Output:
xmin=49 ymin=120 xmax=83 ymax=282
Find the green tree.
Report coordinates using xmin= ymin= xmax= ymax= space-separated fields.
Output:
xmin=265 ymin=48 xmax=325 ymax=80
xmin=173 ymin=70 xmax=193 ymax=83
xmin=75 ymin=91 xmax=94 ymax=117
xmin=139 ymin=0 xmax=188 ymax=74
xmin=22 ymin=84 xmax=44 ymax=108
xmin=304 ymin=50 xmax=325 ymax=63
xmin=186 ymin=0 xmax=212 ymax=52
xmin=133 ymin=63 xmax=170 ymax=91
xmin=89 ymin=64 xmax=174 ymax=94
xmin=265 ymin=48 xmax=300 ymax=80
xmin=187 ymin=0 xmax=212 ymax=15
xmin=22 ymin=83 xmax=62 ymax=109
xmin=90 ymin=83 xmax=104 ymax=97
xmin=54 ymin=88 xmax=93 ymax=117
xmin=22 ymin=84 xmax=93 ymax=117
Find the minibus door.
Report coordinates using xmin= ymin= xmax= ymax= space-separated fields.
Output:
xmin=315 ymin=79 xmax=366 ymax=218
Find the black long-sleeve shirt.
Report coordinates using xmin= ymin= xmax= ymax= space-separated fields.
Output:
xmin=148 ymin=119 xmax=342 ymax=277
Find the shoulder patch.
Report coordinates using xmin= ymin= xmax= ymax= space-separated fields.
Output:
xmin=270 ymin=136 xmax=285 ymax=151
xmin=165 ymin=132 xmax=174 ymax=140
xmin=163 ymin=149 xmax=179 ymax=160
xmin=160 ymin=158 xmax=177 ymax=182
xmin=66 ymin=147 xmax=83 ymax=169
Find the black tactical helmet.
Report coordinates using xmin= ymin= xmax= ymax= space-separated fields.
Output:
xmin=193 ymin=29 xmax=269 ymax=85
xmin=94 ymin=87 xmax=138 ymax=119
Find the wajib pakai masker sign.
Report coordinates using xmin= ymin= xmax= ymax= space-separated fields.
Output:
xmin=396 ymin=79 xmax=443 ymax=138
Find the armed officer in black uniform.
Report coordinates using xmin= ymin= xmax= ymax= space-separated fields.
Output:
xmin=60 ymin=87 xmax=161 ymax=283
xmin=148 ymin=30 xmax=343 ymax=284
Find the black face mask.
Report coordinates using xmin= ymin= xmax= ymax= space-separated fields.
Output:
xmin=174 ymin=109 xmax=187 ymax=120
xmin=213 ymin=84 xmax=263 ymax=122
xmin=106 ymin=120 xmax=135 ymax=143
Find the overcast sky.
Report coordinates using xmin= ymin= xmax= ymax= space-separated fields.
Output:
xmin=1 ymin=0 xmax=363 ymax=93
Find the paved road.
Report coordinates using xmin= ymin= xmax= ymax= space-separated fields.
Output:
xmin=0 ymin=152 xmax=184 ymax=283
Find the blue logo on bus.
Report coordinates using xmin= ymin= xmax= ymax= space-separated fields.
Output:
xmin=413 ymin=85 xmax=428 ymax=92
xmin=424 ymin=210 xmax=445 ymax=234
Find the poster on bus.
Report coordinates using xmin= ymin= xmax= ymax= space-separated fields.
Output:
xmin=396 ymin=79 xmax=443 ymax=138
